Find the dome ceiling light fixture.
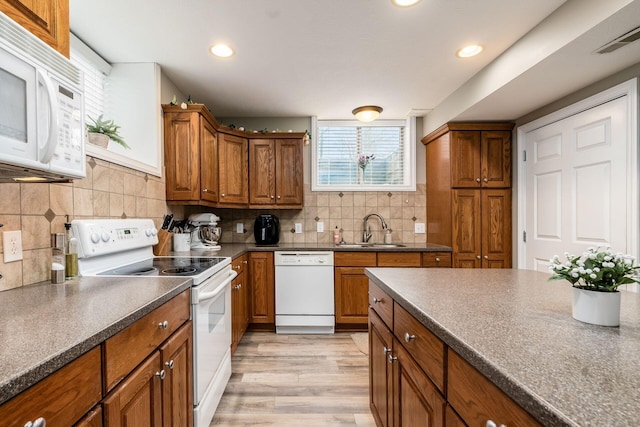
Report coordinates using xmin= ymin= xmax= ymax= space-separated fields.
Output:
xmin=352 ymin=105 xmax=383 ymax=122
xmin=456 ymin=44 xmax=484 ymax=58
xmin=209 ymin=43 xmax=235 ymax=58
xmin=391 ymin=0 xmax=422 ymax=7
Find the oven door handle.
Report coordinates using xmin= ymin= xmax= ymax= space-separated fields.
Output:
xmin=197 ymin=270 xmax=238 ymax=303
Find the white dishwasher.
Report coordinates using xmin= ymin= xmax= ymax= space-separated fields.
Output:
xmin=274 ymin=251 xmax=335 ymax=334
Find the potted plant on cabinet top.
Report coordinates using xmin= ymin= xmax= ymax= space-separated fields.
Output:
xmin=86 ymin=114 xmax=130 ymax=149
xmin=548 ymin=247 xmax=639 ymax=326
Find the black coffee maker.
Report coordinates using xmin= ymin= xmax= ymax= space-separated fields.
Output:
xmin=254 ymin=214 xmax=280 ymax=245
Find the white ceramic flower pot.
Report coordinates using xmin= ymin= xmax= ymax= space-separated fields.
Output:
xmin=88 ymin=132 xmax=109 ymax=148
xmin=572 ymin=287 xmax=621 ymax=327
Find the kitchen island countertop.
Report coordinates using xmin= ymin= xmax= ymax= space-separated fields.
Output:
xmin=365 ymin=268 xmax=640 ymax=427
xmin=0 ymin=276 xmax=191 ymax=405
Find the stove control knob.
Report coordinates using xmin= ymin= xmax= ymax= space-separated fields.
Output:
xmin=101 ymin=232 xmax=110 ymax=242
xmin=90 ymin=233 xmax=100 ymax=244
xmin=146 ymin=228 xmax=158 ymax=237
xmin=145 ymin=229 xmax=152 ymax=237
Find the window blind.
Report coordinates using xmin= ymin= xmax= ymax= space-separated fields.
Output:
xmin=70 ymin=35 xmax=111 ymax=120
xmin=317 ymin=124 xmax=406 ymax=186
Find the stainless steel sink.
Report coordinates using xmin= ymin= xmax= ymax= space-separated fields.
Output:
xmin=371 ymin=244 xmax=406 ymax=248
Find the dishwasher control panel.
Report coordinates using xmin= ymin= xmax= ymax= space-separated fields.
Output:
xmin=274 ymin=251 xmax=334 ymax=266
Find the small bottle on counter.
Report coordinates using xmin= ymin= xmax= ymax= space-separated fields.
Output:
xmin=384 ymin=229 xmax=393 ymax=244
xmin=51 ymin=233 xmax=66 ymax=284
xmin=333 ymin=226 xmax=341 ymax=244
xmin=65 ymin=222 xmax=78 ymax=279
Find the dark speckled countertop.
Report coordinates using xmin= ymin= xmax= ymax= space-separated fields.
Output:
xmin=0 ymin=276 xmax=191 ymax=405
xmin=365 ymin=268 xmax=640 ymax=427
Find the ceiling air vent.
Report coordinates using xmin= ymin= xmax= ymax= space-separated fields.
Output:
xmin=595 ymin=26 xmax=640 ymax=54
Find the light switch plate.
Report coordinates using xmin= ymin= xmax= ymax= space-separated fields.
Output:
xmin=316 ymin=222 xmax=324 ymax=233
xmin=236 ymin=223 xmax=244 ymax=233
xmin=3 ymin=230 xmax=23 ymax=263
xmin=414 ymin=223 xmax=426 ymax=234
xmin=294 ymin=223 xmax=303 ymax=233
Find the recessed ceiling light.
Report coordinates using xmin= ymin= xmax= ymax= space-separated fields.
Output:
xmin=391 ymin=0 xmax=422 ymax=6
xmin=209 ymin=44 xmax=235 ymax=58
xmin=456 ymin=44 xmax=484 ymax=58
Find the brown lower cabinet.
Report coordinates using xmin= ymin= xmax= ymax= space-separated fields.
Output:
xmin=249 ymin=251 xmax=275 ymax=324
xmin=0 ymin=290 xmax=193 ymax=427
xmin=231 ymin=254 xmax=249 ymax=353
xmin=369 ymin=281 xmax=541 ymax=427
xmin=336 ymin=251 xmax=450 ymax=328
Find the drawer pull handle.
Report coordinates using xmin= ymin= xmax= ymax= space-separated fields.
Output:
xmin=372 ymin=297 xmax=381 ymax=304
xmin=165 ymin=359 xmax=175 ymax=369
xmin=158 ymin=320 xmax=169 ymax=330
xmin=388 ymin=354 xmax=398 ymax=363
xmin=404 ymin=332 xmax=416 ymax=343
xmin=383 ymin=346 xmax=392 ymax=355
xmin=24 ymin=418 xmax=46 ymax=427
xmin=243 ymin=260 xmax=248 ymax=264
xmin=155 ymin=369 xmax=166 ymax=380
xmin=435 ymin=257 xmax=440 ymax=262
xmin=234 ymin=265 xmax=241 ymax=270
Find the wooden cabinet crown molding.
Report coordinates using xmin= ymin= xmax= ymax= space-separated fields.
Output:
xmin=422 ymin=121 xmax=514 ymax=145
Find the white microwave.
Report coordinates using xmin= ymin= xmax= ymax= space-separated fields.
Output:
xmin=0 ymin=12 xmax=85 ymax=182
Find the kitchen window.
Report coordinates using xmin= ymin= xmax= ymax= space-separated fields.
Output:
xmin=70 ymin=34 xmax=111 ymax=120
xmin=311 ymin=117 xmax=416 ymax=191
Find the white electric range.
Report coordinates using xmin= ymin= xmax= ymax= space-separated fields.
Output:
xmin=73 ymin=219 xmax=235 ymax=427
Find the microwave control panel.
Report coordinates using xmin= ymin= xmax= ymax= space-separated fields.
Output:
xmin=49 ymin=75 xmax=85 ymax=177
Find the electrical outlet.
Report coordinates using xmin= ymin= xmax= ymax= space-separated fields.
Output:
xmin=414 ymin=223 xmax=426 ymax=234
xmin=236 ymin=223 xmax=244 ymax=233
xmin=316 ymin=222 xmax=324 ymax=233
xmin=294 ymin=223 xmax=303 ymax=234
xmin=3 ymin=230 xmax=23 ymax=263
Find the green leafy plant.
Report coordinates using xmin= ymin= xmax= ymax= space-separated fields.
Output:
xmin=548 ymin=247 xmax=640 ymax=292
xmin=87 ymin=114 xmax=130 ymax=149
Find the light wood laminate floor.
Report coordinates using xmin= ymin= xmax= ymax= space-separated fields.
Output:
xmin=211 ymin=331 xmax=376 ymax=426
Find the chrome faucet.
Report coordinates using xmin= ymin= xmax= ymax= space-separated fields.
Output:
xmin=362 ymin=213 xmax=388 ymax=243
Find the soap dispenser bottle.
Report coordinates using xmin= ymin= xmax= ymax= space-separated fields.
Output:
xmin=65 ymin=222 xmax=78 ymax=279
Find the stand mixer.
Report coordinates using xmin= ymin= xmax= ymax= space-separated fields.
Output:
xmin=189 ymin=213 xmax=222 ymax=250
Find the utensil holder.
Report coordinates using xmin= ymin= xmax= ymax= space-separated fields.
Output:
xmin=153 ymin=229 xmax=171 ymax=256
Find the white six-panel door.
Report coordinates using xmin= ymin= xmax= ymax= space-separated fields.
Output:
xmin=518 ymin=79 xmax=637 ymax=276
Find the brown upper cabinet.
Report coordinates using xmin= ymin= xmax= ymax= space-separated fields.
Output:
xmin=163 ymin=104 xmax=304 ymax=209
xmin=249 ymin=138 xmax=304 ymax=208
xmin=422 ymin=122 xmax=514 ymax=268
xmin=0 ymin=0 xmax=70 ymax=57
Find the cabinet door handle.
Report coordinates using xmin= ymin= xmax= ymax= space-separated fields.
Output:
xmin=158 ymin=320 xmax=169 ymax=330
xmin=372 ymin=297 xmax=381 ymax=304
xmin=165 ymin=359 xmax=175 ymax=369
xmin=203 ymin=188 xmax=209 ymax=193
xmin=388 ymin=354 xmax=398 ymax=363
xmin=483 ymin=178 xmax=489 ymax=183
xmin=277 ymin=195 xmax=281 ymax=199
xmin=234 ymin=265 xmax=241 ymax=270
xmin=221 ymin=193 xmax=225 ymax=197
xmin=484 ymin=255 xmax=489 ymax=260
xmin=476 ymin=177 xmax=481 ymax=183
xmin=435 ymin=257 xmax=440 ymax=262
xmin=383 ymin=346 xmax=392 ymax=355
xmin=243 ymin=260 xmax=248 ymax=264
xmin=271 ymin=195 xmax=275 ymax=199
xmin=476 ymin=255 xmax=481 ymax=260
xmin=404 ymin=332 xmax=416 ymax=343
xmin=485 ymin=421 xmax=506 ymax=427
xmin=155 ymin=370 xmax=166 ymax=380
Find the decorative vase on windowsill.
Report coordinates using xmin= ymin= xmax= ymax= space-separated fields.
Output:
xmin=86 ymin=114 xmax=130 ymax=150
xmin=548 ymin=247 xmax=639 ymax=327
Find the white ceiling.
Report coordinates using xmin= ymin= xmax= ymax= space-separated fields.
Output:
xmin=69 ymin=0 xmax=640 ymax=126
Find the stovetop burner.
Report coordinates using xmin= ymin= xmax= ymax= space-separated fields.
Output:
xmin=97 ymin=256 xmax=227 ymax=278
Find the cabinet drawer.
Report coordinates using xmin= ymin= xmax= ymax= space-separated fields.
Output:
xmin=232 ymin=253 xmax=248 ymax=275
xmin=393 ymin=302 xmax=445 ymax=393
xmin=448 ymin=349 xmax=542 ymax=427
xmin=334 ymin=251 xmax=377 ymax=267
xmin=377 ymin=252 xmax=421 ymax=267
xmin=368 ymin=281 xmax=393 ymax=327
xmin=422 ymin=252 xmax=452 ymax=267
xmin=0 ymin=347 xmax=102 ymax=427
xmin=104 ymin=290 xmax=190 ymax=392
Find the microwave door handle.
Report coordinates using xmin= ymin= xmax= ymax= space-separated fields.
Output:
xmin=197 ymin=270 xmax=237 ymax=303
xmin=36 ymin=69 xmax=59 ymax=163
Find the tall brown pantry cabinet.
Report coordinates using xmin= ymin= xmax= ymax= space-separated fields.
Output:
xmin=422 ymin=122 xmax=514 ymax=268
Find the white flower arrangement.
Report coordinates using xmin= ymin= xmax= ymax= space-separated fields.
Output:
xmin=548 ymin=247 xmax=639 ymax=292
